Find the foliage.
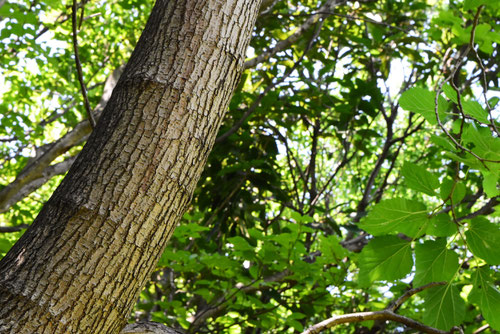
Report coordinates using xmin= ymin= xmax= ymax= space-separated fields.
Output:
xmin=1 ymin=0 xmax=499 ymax=333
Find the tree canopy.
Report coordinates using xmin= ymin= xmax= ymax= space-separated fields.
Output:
xmin=1 ymin=0 xmax=499 ymax=333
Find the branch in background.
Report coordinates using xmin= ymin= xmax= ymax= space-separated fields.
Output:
xmin=0 ymin=66 xmax=123 ymax=214
xmin=301 ymin=281 xmax=456 ymax=334
xmin=0 ymin=224 xmax=29 ymax=233
xmin=0 ymin=156 xmax=77 ymax=213
xmin=267 ymin=124 xmax=307 ymax=212
xmin=306 ymin=119 xmax=320 ymax=205
xmin=307 ymin=151 xmax=354 ymax=214
xmin=71 ymin=0 xmax=96 ymax=129
xmin=340 ymin=233 xmax=368 ymax=253
xmin=258 ymin=0 xmax=279 ymax=15
xmin=354 ymin=106 xmax=397 ymax=222
xmin=457 ymin=197 xmax=499 ymax=222
xmin=243 ymin=0 xmax=341 ymax=70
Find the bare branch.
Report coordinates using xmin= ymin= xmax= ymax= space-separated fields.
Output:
xmin=71 ymin=0 xmax=96 ymax=129
xmin=0 ymin=224 xmax=29 ymax=233
xmin=457 ymin=197 xmax=499 ymax=222
xmin=0 ymin=156 xmax=77 ymax=212
xmin=472 ymin=324 xmax=490 ymax=334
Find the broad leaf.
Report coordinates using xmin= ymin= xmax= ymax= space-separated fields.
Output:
xmin=358 ymin=236 xmax=412 ymax=286
xmin=423 ymin=284 xmax=465 ymax=330
xmin=462 ymin=100 xmax=489 ymax=124
xmin=359 ymin=198 xmax=428 ymax=237
xmin=469 ymin=267 xmax=500 ymax=331
xmin=414 ymin=239 xmax=459 ymax=286
xmin=465 ymin=217 xmax=500 ymax=265
xmin=482 ymin=171 xmax=499 ymax=198
xmin=440 ymin=178 xmax=466 ymax=204
xmin=426 ymin=214 xmax=456 ymax=237
xmin=463 ymin=125 xmax=500 ymax=161
xmin=442 ymin=84 xmax=457 ymax=103
xmin=399 ymin=87 xmax=448 ymax=125
xmin=401 ymin=162 xmax=440 ymax=196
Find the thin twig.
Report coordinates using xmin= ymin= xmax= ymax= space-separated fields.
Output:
xmin=472 ymin=324 xmax=490 ymax=334
xmin=71 ymin=0 xmax=96 ymax=129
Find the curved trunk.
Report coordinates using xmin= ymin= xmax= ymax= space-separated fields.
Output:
xmin=0 ymin=0 xmax=260 ymax=333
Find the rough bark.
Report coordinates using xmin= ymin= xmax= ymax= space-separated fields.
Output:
xmin=0 ymin=0 xmax=261 ymax=333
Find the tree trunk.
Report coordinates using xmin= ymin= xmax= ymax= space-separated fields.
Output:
xmin=0 ymin=0 xmax=261 ymax=333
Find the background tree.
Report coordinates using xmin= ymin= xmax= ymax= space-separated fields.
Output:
xmin=0 ymin=0 xmax=499 ymax=333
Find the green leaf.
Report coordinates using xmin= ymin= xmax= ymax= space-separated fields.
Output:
xmin=399 ymin=87 xmax=448 ymax=125
xmin=440 ymin=178 xmax=466 ymax=204
xmin=423 ymin=284 xmax=465 ymax=330
xmin=469 ymin=267 xmax=500 ymax=331
xmin=465 ymin=217 xmax=500 ymax=265
xmin=464 ymin=0 xmax=491 ymax=10
xmin=426 ymin=214 xmax=457 ymax=237
xmin=228 ymin=236 xmax=254 ymax=251
xmin=286 ymin=319 xmax=304 ymax=332
xmin=442 ymin=84 xmax=458 ymax=103
xmin=359 ymin=198 xmax=428 ymax=237
xmin=401 ymin=162 xmax=440 ymax=196
xmin=430 ymin=134 xmax=456 ymax=151
xmin=358 ymin=236 xmax=412 ymax=286
xmin=482 ymin=171 xmax=499 ymax=197
xmin=463 ymin=125 xmax=500 ymax=161
xmin=462 ymin=100 xmax=489 ymax=123
xmin=0 ymin=238 xmax=13 ymax=254
xmin=414 ymin=239 xmax=459 ymax=286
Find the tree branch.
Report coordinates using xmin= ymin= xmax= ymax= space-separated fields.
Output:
xmin=71 ymin=0 xmax=96 ymax=128
xmin=0 ymin=224 xmax=29 ymax=233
